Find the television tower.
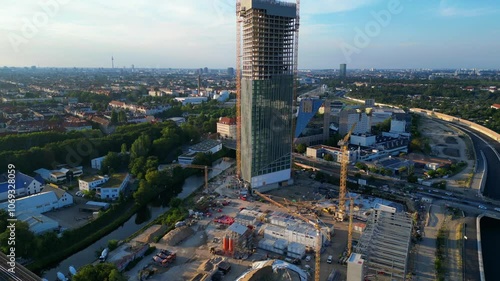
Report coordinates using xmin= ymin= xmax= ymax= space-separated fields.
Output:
xmin=111 ymin=56 xmax=114 ymax=69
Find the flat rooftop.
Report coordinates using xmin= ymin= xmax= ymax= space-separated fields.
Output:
xmin=101 ymin=173 xmax=127 ymax=188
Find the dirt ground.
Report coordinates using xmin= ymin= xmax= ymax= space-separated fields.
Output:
xmin=418 ymin=117 xmax=475 ymax=189
xmin=126 ymin=170 xmax=350 ymax=281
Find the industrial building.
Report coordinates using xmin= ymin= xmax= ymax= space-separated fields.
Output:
xmin=350 ymin=209 xmax=413 ymax=281
xmin=17 ymin=211 xmax=59 ymax=235
xmin=238 ymin=0 xmax=298 ymax=190
xmin=0 ymin=171 xmax=43 ymax=201
xmin=96 ymin=173 xmax=130 ymax=200
xmin=0 ymin=185 xmax=73 ymax=214
xmin=91 ymin=156 xmax=106 ymax=170
xmin=78 ymin=175 xmax=109 ymax=191
xmin=34 ymin=166 xmax=83 ymax=184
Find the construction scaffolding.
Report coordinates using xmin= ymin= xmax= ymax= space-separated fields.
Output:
xmin=237 ymin=0 xmax=299 ymax=188
xmin=352 ymin=210 xmax=413 ymax=280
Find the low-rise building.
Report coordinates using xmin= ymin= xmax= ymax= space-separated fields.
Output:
xmin=34 ymin=166 xmax=83 ymax=184
xmin=217 ymin=117 xmax=237 ymax=140
xmin=0 ymin=185 xmax=73 ymax=214
xmin=177 ymin=140 xmax=223 ymax=165
xmin=78 ymin=175 xmax=109 ymax=191
xmin=96 ymin=173 xmax=130 ymax=200
xmin=0 ymin=171 xmax=43 ymax=201
xmin=91 ymin=156 xmax=106 ymax=170
xmin=17 ymin=211 xmax=59 ymax=235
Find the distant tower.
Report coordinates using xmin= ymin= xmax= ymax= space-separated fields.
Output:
xmin=340 ymin=63 xmax=347 ymax=78
xmin=198 ymin=75 xmax=201 ymax=96
xmin=111 ymin=56 xmax=114 ymax=69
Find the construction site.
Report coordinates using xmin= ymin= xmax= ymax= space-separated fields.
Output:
xmin=124 ymin=1 xmax=416 ymax=280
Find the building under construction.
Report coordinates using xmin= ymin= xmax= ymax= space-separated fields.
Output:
xmin=237 ymin=0 xmax=299 ymax=190
xmin=348 ymin=209 xmax=413 ymax=281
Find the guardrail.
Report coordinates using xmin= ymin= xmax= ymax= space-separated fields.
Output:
xmin=476 ymin=215 xmax=486 ymax=281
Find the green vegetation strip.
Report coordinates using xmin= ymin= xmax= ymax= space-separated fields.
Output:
xmin=435 ymin=226 xmax=448 ymax=281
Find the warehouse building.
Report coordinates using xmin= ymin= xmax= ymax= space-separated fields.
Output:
xmin=0 ymin=171 xmax=43 ymax=201
xmin=0 ymin=185 xmax=73 ymax=214
xmin=17 ymin=211 xmax=59 ymax=235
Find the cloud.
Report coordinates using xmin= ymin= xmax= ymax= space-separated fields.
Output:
xmin=301 ymin=0 xmax=379 ymax=15
xmin=438 ymin=0 xmax=496 ymax=17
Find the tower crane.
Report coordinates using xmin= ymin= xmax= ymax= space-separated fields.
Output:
xmin=254 ymin=190 xmax=325 ymax=281
xmin=337 ymin=123 xmax=357 ymax=222
xmin=175 ymin=164 xmax=222 ymax=192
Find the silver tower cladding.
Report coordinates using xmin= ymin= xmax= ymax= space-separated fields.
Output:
xmin=239 ymin=0 xmax=297 ymax=189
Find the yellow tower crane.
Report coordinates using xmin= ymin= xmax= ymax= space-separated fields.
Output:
xmin=254 ymin=190 xmax=325 ymax=281
xmin=337 ymin=123 xmax=357 ymax=222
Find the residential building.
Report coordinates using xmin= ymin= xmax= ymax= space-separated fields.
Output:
xmin=491 ymin=104 xmax=500 ymax=110
xmin=97 ymin=173 xmax=130 ymax=200
xmin=174 ymin=97 xmax=208 ymax=105
xmin=91 ymin=156 xmax=106 ymax=170
xmin=339 ymin=109 xmax=372 ymax=135
xmin=78 ymin=175 xmax=109 ymax=191
xmin=239 ymin=0 xmax=298 ymax=190
xmin=217 ymin=117 xmax=237 ymax=139
xmin=0 ymin=172 xmax=43 ymax=201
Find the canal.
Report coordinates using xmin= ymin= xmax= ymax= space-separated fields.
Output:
xmin=42 ymin=160 xmax=232 ymax=279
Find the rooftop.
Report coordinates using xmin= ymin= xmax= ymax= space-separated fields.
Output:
xmin=100 ymin=173 xmax=128 ymax=188
xmin=190 ymin=139 xmax=221 ymax=152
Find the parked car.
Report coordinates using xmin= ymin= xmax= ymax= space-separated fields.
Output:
xmin=327 ymin=255 xmax=333 ymax=264
xmin=305 ymin=255 xmax=311 ymax=262
xmin=478 ymin=205 xmax=487 ymax=210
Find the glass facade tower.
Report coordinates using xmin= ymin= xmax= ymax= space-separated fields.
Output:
xmin=239 ymin=0 xmax=297 ymax=189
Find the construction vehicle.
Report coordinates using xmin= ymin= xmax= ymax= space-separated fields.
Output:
xmin=337 ymin=123 xmax=357 ymax=222
xmin=254 ymin=190 xmax=325 ymax=281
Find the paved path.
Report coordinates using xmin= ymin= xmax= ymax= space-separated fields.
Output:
xmin=414 ymin=204 xmax=445 ymax=281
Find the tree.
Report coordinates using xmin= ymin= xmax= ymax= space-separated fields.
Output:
xmin=131 ymin=134 xmax=151 ymax=159
xmin=73 ymin=263 xmax=126 ymax=281
xmin=120 ymin=143 xmax=127 ymax=154
xmin=295 ymin=143 xmax=307 ymax=154
xmin=101 ymin=152 xmax=121 ymax=174
xmin=169 ymin=197 xmax=183 ymax=208
xmin=110 ymin=110 xmax=118 ymax=125
xmin=324 ymin=154 xmax=334 ymax=161
xmin=0 ymin=221 xmax=36 ymax=258
xmin=118 ymin=111 xmax=127 ymax=123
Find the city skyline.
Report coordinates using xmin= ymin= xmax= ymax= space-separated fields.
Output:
xmin=1 ymin=0 xmax=499 ymax=69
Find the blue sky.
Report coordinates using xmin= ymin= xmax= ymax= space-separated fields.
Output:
xmin=0 ymin=0 xmax=499 ymax=69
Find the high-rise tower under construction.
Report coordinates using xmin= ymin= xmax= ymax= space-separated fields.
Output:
xmin=237 ymin=0 xmax=298 ymax=190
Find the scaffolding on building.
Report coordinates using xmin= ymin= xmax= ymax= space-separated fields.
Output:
xmin=352 ymin=210 xmax=413 ymax=281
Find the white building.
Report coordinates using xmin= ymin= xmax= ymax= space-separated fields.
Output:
xmin=174 ymin=97 xmax=208 ymax=105
xmin=339 ymin=109 xmax=372 ymax=135
xmin=91 ymin=156 xmax=106 ymax=170
xmin=34 ymin=166 xmax=83 ymax=184
xmin=0 ymin=172 xmax=43 ymax=201
xmin=347 ymin=253 xmax=365 ymax=281
xmin=350 ymin=134 xmax=377 ymax=147
xmin=96 ymin=173 xmax=130 ymax=200
xmin=177 ymin=140 xmax=223 ymax=165
xmin=0 ymin=185 xmax=73 ymax=214
xmin=17 ymin=211 xmax=59 ymax=235
xmin=306 ymin=145 xmax=358 ymax=163
xmin=217 ymin=117 xmax=237 ymax=139
xmin=78 ymin=175 xmax=109 ymax=191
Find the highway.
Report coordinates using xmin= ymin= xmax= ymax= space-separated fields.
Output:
xmin=0 ymin=253 xmax=42 ymax=281
xmin=451 ymin=124 xmax=500 ymax=200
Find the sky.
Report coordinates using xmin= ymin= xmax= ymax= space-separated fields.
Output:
xmin=0 ymin=0 xmax=499 ymax=69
